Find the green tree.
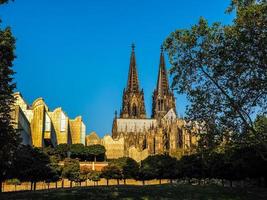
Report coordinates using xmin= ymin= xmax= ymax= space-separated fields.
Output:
xmin=101 ymin=165 xmax=122 ymax=186
xmin=13 ymin=145 xmax=52 ymax=191
xmin=62 ymin=158 xmax=80 ymax=188
xmin=138 ymin=155 xmax=177 ymax=184
xmin=0 ymin=0 xmax=20 ymax=192
xmin=88 ymin=171 xmax=101 ymax=186
xmin=70 ymin=143 xmax=86 ymax=160
xmin=45 ymin=155 xmax=62 ymax=189
xmin=86 ymin=144 xmax=106 ymax=162
xmin=54 ymin=143 xmax=70 ymax=160
xmin=111 ymin=157 xmax=139 ymax=184
xmin=165 ymin=1 xmax=267 ymax=155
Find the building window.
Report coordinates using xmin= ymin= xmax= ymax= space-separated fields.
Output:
xmin=45 ymin=113 xmax=51 ymax=132
xmin=60 ymin=112 xmax=66 ymax=132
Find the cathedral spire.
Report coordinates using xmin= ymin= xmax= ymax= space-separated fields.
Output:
xmin=127 ymin=43 xmax=140 ymax=93
xmin=152 ymin=45 xmax=176 ymax=119
xmin=156 ymin=45 xmax=169 ymax=96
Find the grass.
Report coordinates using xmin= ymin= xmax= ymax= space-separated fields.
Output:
xmin=1 ymin=184 xmax=267 ymax=200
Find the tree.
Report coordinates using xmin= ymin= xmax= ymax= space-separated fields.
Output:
xmin=45 ymin=155 xmax=62 ymax=189
xmin=111 ymin=157 xmax=139 ymax=184
xmin=0 ymin=0 xmax=12 ymax=4
xmin=178 ymin=154 xmax=204 ymax=184
xmin=88 ymin=171 xmax=101 ymax=186
xmin=165 ymin=1 xmax=267 ymax=155
xmin=138 ymin=155 xmax=177 ymax=184
xmin=54 ymin=143 xmax=70 ymax=160
xmin=13 ymin=145 xmax=52 ymax=191
xmin=62 ymin=158 xmax=80 ymax=188
xmin=86 ymin=144 xmax=106 ymax=162
xmin=0 ymin=0 xmax=20 ymax=192
xmin=70 ymin=143 xmax=86 ymax=160
xmin=101 ymin=165 xmax=122 ymax=186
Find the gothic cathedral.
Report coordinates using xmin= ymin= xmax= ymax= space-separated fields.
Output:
xmin=112 ymin=44 xmax=199 ymax=158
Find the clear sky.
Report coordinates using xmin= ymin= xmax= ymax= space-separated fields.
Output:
xmin=0 ymin=0 xmax=234 ymax=137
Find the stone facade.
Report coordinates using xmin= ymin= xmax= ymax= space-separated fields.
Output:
xmin=12 ymin=92 xmax=86 ymax=147
xmin=86 ymin=132 xmax=101 ymax=146
xmin=101 ymin=135 xmax=124 ymax=159
xmin=110 ymin=45 xmax=200 ymax=160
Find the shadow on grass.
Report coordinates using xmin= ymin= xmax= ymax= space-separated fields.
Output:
xmin=1 ymin=184 xmax=267 ymax=200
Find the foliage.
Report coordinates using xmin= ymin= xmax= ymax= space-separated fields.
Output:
xmin=101 ymin=165 xmax=122 ymax=185
xmin=0 ymin=0 xmax=13 ymax=5
xmin=45 ymin=155 xmax=62 ymax=183
xmin=111 ymin=157 xmax=139 ymax=180
xmin=70 ymin=143 xmax=86 ymax=160
xmin=0 ymin=12 xmax=20 ymax=192
xmin=86 ymin=144 xmax=106 ymax=161
xmin=62 ymin=158 xmax=80 ymax=183
xmin=138 ymin=154 xmax=177 ymax=182
xmin=54 ymin=143 xmax=70 ymax=160
xmin=88 ymin=171 xmax=101 ymax=183
xmin=13 ymin=145 xmax=52 ymax=188
xmin=165 ymin=0 xmax=267 ymax=153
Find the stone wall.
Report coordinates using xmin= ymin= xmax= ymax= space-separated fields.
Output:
xmin=128 ymin=146 xmax=148 ymax=162
xmin=102 ymin=135 xmax=124 ymax=159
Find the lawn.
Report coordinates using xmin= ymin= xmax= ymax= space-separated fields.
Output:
xmin=1 ymin=184 xmax=267 ymax=200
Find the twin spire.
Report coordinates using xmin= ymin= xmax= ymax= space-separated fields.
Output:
xmin=156 ymin=46 xmax=169 ymax=97
xmin=127 ymin=44 xmax=139 ymax=93
xmin=126 ymin=44 xmax=169 ymax=96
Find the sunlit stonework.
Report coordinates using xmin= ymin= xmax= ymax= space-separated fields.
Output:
xmin=108 ymin=45 xmax=200 ymax=161
xmin=12 ymin=93 xmax=86 ymax=147
xmin=12 ymin=45 xmax=200 ymax=161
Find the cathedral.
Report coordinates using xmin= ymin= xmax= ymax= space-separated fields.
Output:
xmin=111 ymin=44 xmax=199 ymax=159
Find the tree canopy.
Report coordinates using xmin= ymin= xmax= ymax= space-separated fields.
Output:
xmin=164 ymin=1 xmax=267 ymax=154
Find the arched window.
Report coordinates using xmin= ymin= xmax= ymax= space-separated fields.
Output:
xmin=132 ymin=104 xmax=137 ymax=117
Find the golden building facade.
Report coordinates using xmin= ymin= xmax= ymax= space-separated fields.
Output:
xmin=13 ymin=92 xmax=86 ymax=147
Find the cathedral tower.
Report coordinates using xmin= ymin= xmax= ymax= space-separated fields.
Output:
xmin=120 ymin=44 xmax=146 ymax=119
xmin=152 ymin=46 xmax=176 ymax=119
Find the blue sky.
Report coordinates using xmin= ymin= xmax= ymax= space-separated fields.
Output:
xmin=0 ymin=0 xmax=234 ymax=137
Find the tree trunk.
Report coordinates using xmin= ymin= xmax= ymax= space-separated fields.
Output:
xmin=142 ymin=180 xmax=145 ymax=185
xmin=230 ymin=180 xmax=233 ymax=187
xmin=222 ymin=179 xmax=224 ymax=187
xmin=48 ymin=182 xmax=50 ymax=190
xmin=117 ymin=179 xmax=119 ymax=185
xmin=97 ymin=181 xmax=98 ymax=186
xmin=159 ymin=179 xmax=161 ymax=184
xmin=31 ymin=182 xmax=33 ymax=191
xmin=124 ymin=179 xmax=126 ymax=185
xmin=56 ymin=181 xmax=58 ymax=189
xmin=34 ymin=182 xmax=37 ymax=191
xmin=170 ymin=179 xmax=173 ymax=184
xmin=86 ymin=180 xmax=87 ymax=186
xmin=198 ymin=179 xmax=201 ymax=185
xmin=70 ymin=181 xmax=72 ymax=188
xmin=62 ymin=179 xmax=64 ymax=188
xmin=106 ymin=179 xmax=109 ymax=186
xmin=0 ymin=180 xmax=2 ymax=193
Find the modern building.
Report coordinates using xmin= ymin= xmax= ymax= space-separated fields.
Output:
xmin=12 ymin=92 xmax=86 ymax=147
